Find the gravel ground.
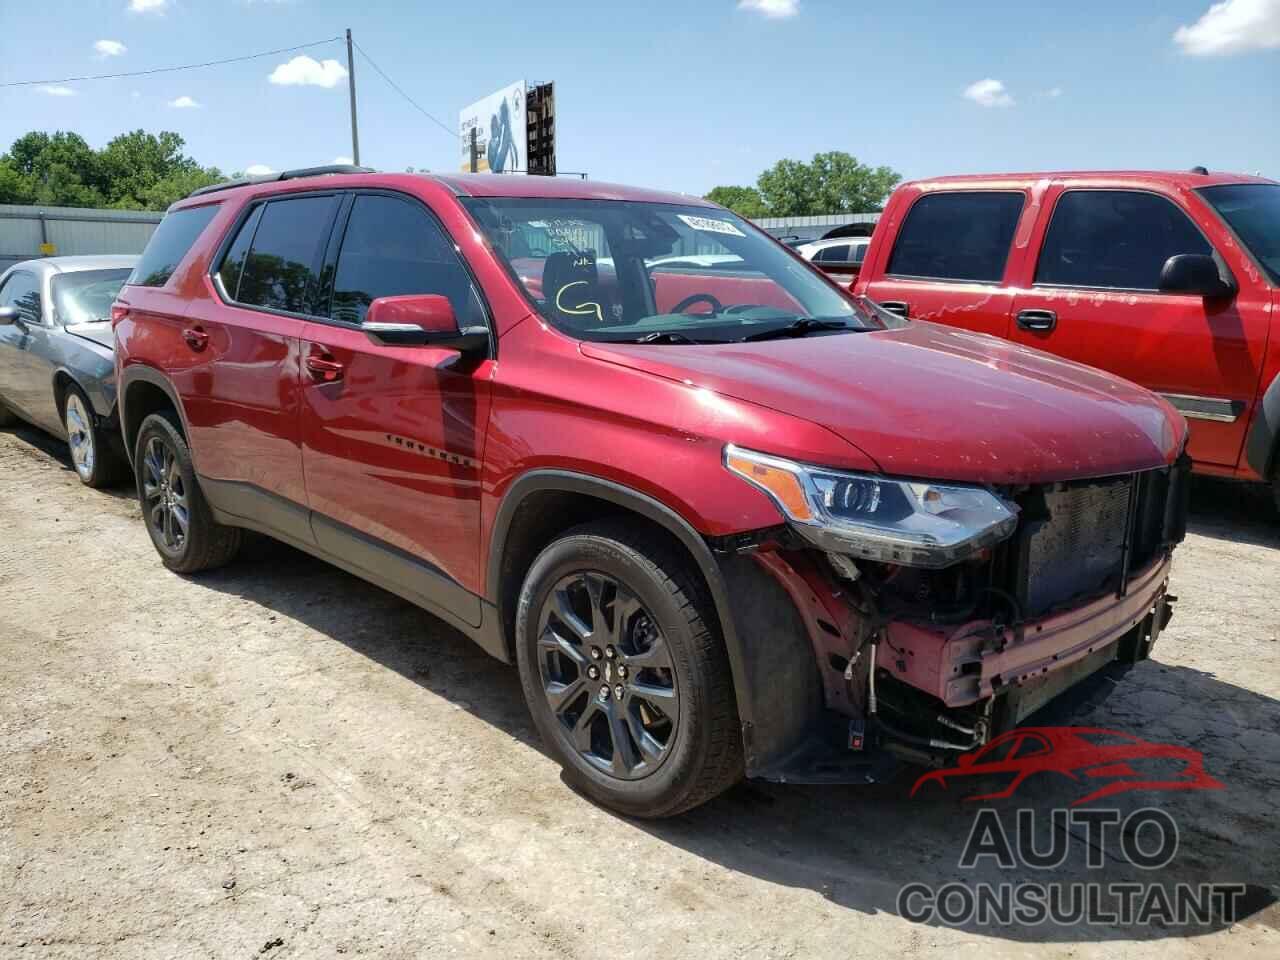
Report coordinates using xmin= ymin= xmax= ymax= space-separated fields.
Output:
xmin=1 ymin=423 xmax=1277 ymax=959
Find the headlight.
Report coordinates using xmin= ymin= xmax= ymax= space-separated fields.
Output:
xmin=724 ymin=444 xmax=1018 ymax=568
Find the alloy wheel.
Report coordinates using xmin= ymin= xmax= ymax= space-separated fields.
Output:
xmin=141 ymin=436 xmax=189 ymax=551
xmin=536 ymin=571 xmax=680 ymax=780
xmin=65 ymin=393 xmax=95 ymax=480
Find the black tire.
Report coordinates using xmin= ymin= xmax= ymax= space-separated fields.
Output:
xmin=62 ymin=384 xmax=124 ymax=489
xmin=515 ymin=519 xmax=742 ymax=818
xmin=134 ymin=410 xmax=241 ymax=573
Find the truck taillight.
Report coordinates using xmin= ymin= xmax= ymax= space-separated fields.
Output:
xmin=111 ymin=305 xmax=129 ymax=324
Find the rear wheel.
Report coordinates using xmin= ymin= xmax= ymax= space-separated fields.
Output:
xmin=134 ymin=411 xmax=241 ymax=573
xmin=515 ymin=520 xmax=742 ymax=818
xmin=63 ymin=386 xmax=123 ymax=488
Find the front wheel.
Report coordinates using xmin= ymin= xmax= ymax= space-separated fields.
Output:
xmin=515 ymin=521 xmax=742 ymax=818
xmin=134 ymin=411 xmax=241 ymax=573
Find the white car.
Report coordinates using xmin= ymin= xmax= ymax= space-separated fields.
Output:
xmin=796 ymin=237 xmax=870 ymax=268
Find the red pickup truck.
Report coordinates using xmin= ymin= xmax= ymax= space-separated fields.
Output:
xmin=853 ymin=171 xmax=1280 ymax=505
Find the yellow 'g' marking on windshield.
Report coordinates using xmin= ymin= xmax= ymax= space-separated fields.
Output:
xmin=555 ymin=281 xmax=604 ymax=325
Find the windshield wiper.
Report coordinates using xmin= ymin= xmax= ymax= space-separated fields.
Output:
xmin=738 ymin=317 xmax=856 ymax=342
xmin=628 ymin=331 xmax=728 ymax=345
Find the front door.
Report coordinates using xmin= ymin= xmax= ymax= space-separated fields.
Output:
xmin=0 ymin=269 xmax=59 ymax=432
xmin=860 ymin=188 xmax=1029 ymax=337
xmin=1009 ymin=188 xmax=1265 ymax=469
xmin=298 ymin=192 xmax=494 ymax=623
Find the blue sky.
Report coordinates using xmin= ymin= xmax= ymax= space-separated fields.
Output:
xmin=0 ymin=0 xmax=1276 ymax=195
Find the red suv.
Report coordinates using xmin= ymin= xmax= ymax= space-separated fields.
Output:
xmin=853 ymin=171 xmax=1280 ymax=505
xmin=114 ymin=167 xmax=1190 ymax=817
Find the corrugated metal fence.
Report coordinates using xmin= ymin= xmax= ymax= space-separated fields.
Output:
xmin=0 ymin=204 xmax=162 ymax=270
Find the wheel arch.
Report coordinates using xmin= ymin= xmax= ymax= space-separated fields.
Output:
xmin=118 ymin=366 xmax=192 ymax=465
xmin=487 ymin=470 xmax=761 ymax=752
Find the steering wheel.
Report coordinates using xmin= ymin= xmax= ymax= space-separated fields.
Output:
xmin=670 ymin=292 xmax=724 ymax=315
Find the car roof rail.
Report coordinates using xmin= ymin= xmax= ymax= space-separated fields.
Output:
xmin=186 ymin=164 xmax=376 ymax=199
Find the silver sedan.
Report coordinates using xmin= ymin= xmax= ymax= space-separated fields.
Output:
xmin=0 ymin=255 xmax=137 ymax=487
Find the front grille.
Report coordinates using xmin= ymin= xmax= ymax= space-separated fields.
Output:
xmin=1007 ymin=455 xmax=1190 ymax=619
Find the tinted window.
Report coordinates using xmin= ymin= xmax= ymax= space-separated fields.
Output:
xmin=1198 ymin=183 xmax=1280 ymax=285
xmin=886 ymin=192 xmax=1025 ymax=282
xmin=51 ymin=269 xmax=131 ymax=325
xmin=816 ymin=244 xmax=851 ymax=263
xmin=216 ymin=204 xmax=264 ymax=301
xmin=1036 ymin=190 xmax=1211 ymax=290
xmin=129 ymin=204 xmax=219 ymax=287
xmin=0 ymin=271 xmax=42 ymax=325
xmin=330 ymin=194 xmax=484 ymax=326
xmin=852 ymin=243 xmax=868 ymax=264
xmin=237 ymin=196 xmax=339 ymax=314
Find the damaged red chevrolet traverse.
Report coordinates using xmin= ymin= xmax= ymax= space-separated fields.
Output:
xmin=113 ymin=167 xmax=1189 ymax=817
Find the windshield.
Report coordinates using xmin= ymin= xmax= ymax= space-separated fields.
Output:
xmin=1197 ymin=184 xmax=1280 ymax=285
xmin=461 ymin=198 xmax=882 ymax=342
xmin=51 ymin=269 xmax=132 ymax=325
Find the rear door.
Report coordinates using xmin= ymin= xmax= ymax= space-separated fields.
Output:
xmin=183 ymin=193 xmax=341 ymax=532
xmin=861 ymin=188 xmax=1028 ymax=338
xmin=297 ymin=191 xmax=494 ymax=621
xmin=1009 ymin=187 xmax=1263 ymax=469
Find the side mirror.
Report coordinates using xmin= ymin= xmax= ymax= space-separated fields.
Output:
xmin=1158 ymin=254 xmax=1236 ymax=299
xmin=0 ymin=306 xmax=19 ymax=326
xmin=362 ymin=294 xmax=488 ymax=359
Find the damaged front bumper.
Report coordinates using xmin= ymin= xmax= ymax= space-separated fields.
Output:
xmin=724 ymin=547 xmax=1177 ymax=785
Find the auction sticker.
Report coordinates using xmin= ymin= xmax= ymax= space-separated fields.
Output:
xmin=678 ymin=214 xmax=746 ymax=238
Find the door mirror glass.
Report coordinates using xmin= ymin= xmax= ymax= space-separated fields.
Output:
xmin=1158 ymin=254 xmax=1236 ymax=298
xmin=0 ymin=306 xmax=18 ymax=325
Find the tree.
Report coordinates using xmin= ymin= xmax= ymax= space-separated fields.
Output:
xmin=756 ymin=152 xmax=901 ymax=217
xmin=704 ymin=185 xmax=769 ymax=219
xmin=0 ymin=129 xmax=223 ymax=210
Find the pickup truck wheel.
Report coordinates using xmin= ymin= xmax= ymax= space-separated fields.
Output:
xmin=515 ymin=520 xmax=742 ymax=818
xmin=63 ymin=386 xmax=123 ymax=488
xmin=134 ymin=411 xmax=241 ymax=574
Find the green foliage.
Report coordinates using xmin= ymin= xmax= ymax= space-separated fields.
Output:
xmin=705 ymin=151 xmax=901 ymax=219
xmin=0 ymin=129 xmax=224 ymax=210
xmin=704 ymin=185 xmax=769 ymax=219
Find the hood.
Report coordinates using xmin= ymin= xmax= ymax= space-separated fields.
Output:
xmin=64 ymin=321 xmax=115 ymax=351
xmin=581 ymin=322 xmax=1185 ymax=485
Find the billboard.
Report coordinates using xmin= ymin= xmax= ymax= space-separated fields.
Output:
xmin=459 ymin=81 xmax=526 ymax=174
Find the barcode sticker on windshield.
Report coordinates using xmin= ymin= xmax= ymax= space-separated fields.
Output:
xmin=678 ymin=214 xmax=746 ymax=238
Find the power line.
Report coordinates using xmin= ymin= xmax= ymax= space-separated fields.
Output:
xmin=352 ymin=40 xmax=458 ymax=142
xmin=0 ymin=36 xmax=343 ymax=89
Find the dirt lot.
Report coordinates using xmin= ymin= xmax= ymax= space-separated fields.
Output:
xmin=1 ymin=423 xmax=1277 ymax=959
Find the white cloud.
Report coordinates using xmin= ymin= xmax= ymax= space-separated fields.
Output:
xmin=168 ymin=95 xmax=200 ymax=108
xmin=127 ymin=0 xmax=168 ymax=12
xmin=1045 ymin=86 xmax=1064 ymax=98
xmin=39 ymin=86 xmax=77 ymax=97
xmin=963 ymin=78 xmax=1015 ymax=108
xmin=738 ymin=0 xmax=799 ymax=19
xmin=1174 ymin=0 xmax=1280 ymax=56
xmin=268 ymin=55 xmax=348 ymax=88
xmin=334 ymin=155 xmax=353 ymax=165
xmin=95 ymin=39 xmax=127 ymax=58
xmin=244 ymin=164 xmax=275 ymax=176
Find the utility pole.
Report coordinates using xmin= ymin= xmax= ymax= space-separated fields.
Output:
xmin=345 ymin=28 xmax=360 ymax=167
